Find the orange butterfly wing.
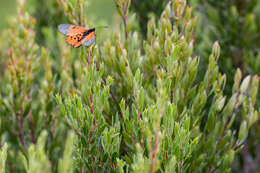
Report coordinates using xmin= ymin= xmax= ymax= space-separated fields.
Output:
xmin=66 ymin=25 xmax=87 ymax=48
xmin=58 ymin=24 xmax=96 ymax=48
xmin=81 ymin=30 xmax=96 ymax=47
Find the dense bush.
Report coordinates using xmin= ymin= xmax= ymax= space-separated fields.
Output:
xmin=133 ymin=0 xmax=260 ymax=172
xmin=0 ymin=0 xmax=259 ymax=172
xmin=192 ymin=1 xmax=260 ymax=172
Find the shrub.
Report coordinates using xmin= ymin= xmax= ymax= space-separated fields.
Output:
xmin=0 ymin=0 xmax=69 ymax=172
xmin=193 ymin=0 xmax=260 ymax=171
xmin=0 ymin=0 xmax=259 ymax=172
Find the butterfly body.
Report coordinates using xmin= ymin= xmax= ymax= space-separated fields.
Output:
xmin=58 ymin=24 xmax=96 ymax=48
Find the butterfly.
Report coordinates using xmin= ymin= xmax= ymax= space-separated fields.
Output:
xmin=58 ymin=24 xmax=96 ymax=48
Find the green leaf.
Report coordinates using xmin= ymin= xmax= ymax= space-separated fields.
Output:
xmin=238 ymin=121 xmax=248 ymax=144
xmin=0 ymin=143 xmax=8 ymax=173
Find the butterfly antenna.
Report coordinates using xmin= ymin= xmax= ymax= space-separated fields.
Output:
xmin=95 ymin=26 xmax=109 ymax=29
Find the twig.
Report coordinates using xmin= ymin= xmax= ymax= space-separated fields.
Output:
xmin=28 ymin=110 xmax=36 ymax=144
xmin=178 ymin=142 xmax=184 ymax=173
xmin=89 ymin=93 xmax=97 ymax=129
xmin=179 ymin=160 xmax=183 ymax=173
xmin=150 ymin=131 xmax=159 ymax=173
xmin=88 ymin=49 xmax=92 ymax=69
xmin=209 ymin=164 xmax=220 ymax=173
xmin=13 ymin=81 xmax=27 ymax=154
xmin=66 ymin=119 xmax=83 ymax=138
xmin=123 ymin=15 xmax=128 ymax=40
xmin=86 ymin=129 xmax=95 ymax=145
xmin=27 ymin=93 xmax=36 ymax=144
xmin=17 ymin=108 xmax=27 ymax=152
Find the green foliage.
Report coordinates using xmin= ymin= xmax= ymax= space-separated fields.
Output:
xmin=58 ymin=132 xmax=75 ymax=173
xmin=0 ymin=0 xmax=16 ymax=31
xmin=0 ymin=0 xmax=259 ymax=172
xmin=24 ymin=131 xmax=51 ymax=173
xmin=21 ymin=131 xmax=75 ymax=173
xmin=0 ymin=143 xmax=8 ymax=173
xmin=195 ymin=0 xmax=260 ymax=77
xmin=192 ymin=0 xmax=260 ymax=171
xmin=131 ymin=0 xmax=170 ymax=36
xmin=0 ymin=0 xmax=67 ymax=172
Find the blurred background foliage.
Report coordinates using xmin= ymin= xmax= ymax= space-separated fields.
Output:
xmin=192 ymin=1 xmax=260 ymax=172
xmin=0 ymin=0 xmax=115 ymax=31
xmin=0 ymin=0 xmax=16 ymax=31
xmin=0 ymin=0 xmax=259 ymax=172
